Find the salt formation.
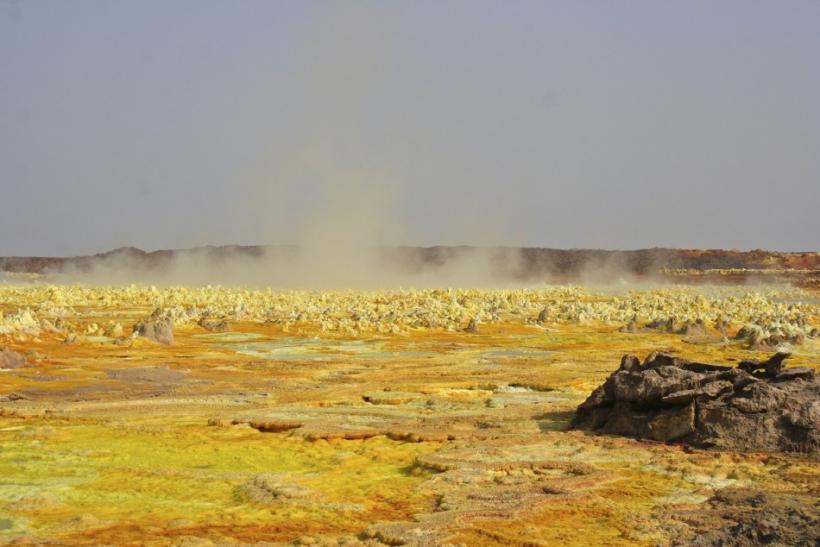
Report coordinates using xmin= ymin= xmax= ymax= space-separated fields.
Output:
xmin=0 ymin=309 xmax=40 ymax=336
xmin=734 ymin=322 xmax=814 ymax=349
xmin=133 ymin=309 xmax=175 ymax=345
xmin=0 ymin=284 xmax=816 ymax=340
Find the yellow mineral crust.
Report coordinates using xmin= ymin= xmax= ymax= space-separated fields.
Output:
xmin=0 ymin=283 xmax=817 ymax=545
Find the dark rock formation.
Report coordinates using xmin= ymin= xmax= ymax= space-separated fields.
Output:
xmin=3 ymin=245 xmax=819 ymax=286
xmin=0 ymin=348 xmax=26 ymax=369
xmin=133 ymin=310 xmax=174 ymax=345
xmin=737 ymin=352 xmax=790 ymax=376
xmin=673 ymin=488 xmax=819 ymax=546
xmin=572 ymin=352 xmax=819 ymax=453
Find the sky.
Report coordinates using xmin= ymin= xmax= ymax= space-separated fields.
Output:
xmin=0 ymin=0 xmax=818 ymax=257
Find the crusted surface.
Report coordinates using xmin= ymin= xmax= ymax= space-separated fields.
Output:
xmin=0 ymin=284 xmax=818 ymax=545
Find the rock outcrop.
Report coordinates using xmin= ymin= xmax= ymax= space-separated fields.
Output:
xmin=133 ymin=309 xmax=174 ymax=345
xmin=572 ymin=352 xmax=819 ymax=453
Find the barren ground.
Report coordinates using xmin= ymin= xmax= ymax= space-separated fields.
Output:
xmin=0 ymin=283 xmax=818 ymax=546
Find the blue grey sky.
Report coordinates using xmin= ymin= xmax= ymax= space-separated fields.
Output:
xmin=1 ymin=0 xmax=818 ymax=256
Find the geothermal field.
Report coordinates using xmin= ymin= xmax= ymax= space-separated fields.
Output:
xmin=3 ymin=2 xmax=819 ymax=545
xmin=0 ymin=250 xmax=818 ymax=546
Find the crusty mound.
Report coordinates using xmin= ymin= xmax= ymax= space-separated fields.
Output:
xmin=572 ymin=352 xmax=819 ymax=453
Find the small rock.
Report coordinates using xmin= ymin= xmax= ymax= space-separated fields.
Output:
xmin=464 ymin=318 xmax=479 ymax=333
xmin=0 ymin=348 xmax=26 ymax=369
xmin=133 ymin=316 xmax=174 ymax=345
xmin=198 ymin=318 xmax=230 ymax=332
xmin=738 ymin=352 xmax=791 ymax=377
xmin=619 ymin=316 xmax=640 ymax=333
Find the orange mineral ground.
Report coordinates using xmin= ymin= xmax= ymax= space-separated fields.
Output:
xmin=0 ymin=283 xmax=818 ymax=545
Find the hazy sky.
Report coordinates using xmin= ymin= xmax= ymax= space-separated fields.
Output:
xmin=1 ymin=0 xmax=818 ymax=256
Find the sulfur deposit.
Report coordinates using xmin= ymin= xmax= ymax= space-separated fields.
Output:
xmin=0 ymin=281 xmax=818 ymax=545
xmin=0 ymin=284 xmax=817 ymax=341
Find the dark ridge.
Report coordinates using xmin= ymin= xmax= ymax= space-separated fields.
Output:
xmin=0 ymin=245 xmax=818 ymax=283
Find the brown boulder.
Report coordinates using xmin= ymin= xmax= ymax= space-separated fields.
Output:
xmin=133 ymin=315 xmax=174 ymax=345
xmin=572 ymin=352 xmax=819 ymax=453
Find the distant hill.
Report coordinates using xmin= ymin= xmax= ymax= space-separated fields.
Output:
xmin=1 ymin=245 xmax=817 ymax=284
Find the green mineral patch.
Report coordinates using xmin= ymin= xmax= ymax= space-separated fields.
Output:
xmin=0 ymin=416 xmax=437 ymax=543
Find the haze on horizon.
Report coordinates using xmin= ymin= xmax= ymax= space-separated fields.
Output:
xmin=1 ymin=0 xmax=818 ymax=258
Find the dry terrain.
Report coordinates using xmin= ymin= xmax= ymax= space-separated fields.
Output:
xmin=0 ymin=282 xmax=818 ymax=545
